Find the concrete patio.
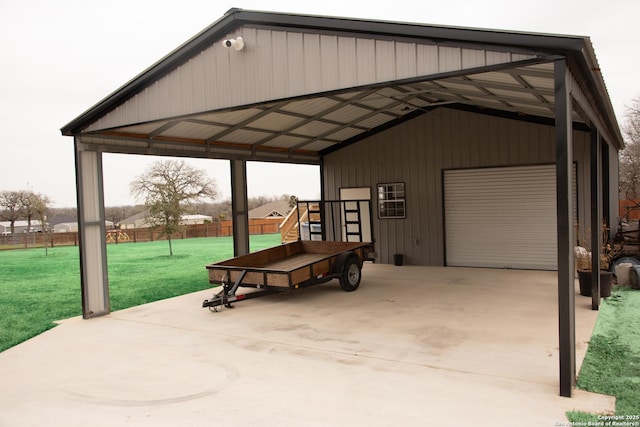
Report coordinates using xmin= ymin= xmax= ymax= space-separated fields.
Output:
xmin=0 ymin=264 xmax=614 ymax=426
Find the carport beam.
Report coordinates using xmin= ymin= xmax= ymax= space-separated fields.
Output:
xmin=554 ymin=59 xmax=576 ymax=397
xmin=230 ymin=160 xmax=250 ymax=256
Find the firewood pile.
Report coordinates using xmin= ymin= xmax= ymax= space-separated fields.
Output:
xmin=616 ymin=220 xmax=640 ymax=255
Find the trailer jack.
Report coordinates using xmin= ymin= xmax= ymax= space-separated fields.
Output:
xmin=202 ymin=270 xmax=282 ymax=311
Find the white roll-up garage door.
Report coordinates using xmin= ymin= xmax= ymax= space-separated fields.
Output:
xmin=444 ymin=164 xmax=576 ymax=270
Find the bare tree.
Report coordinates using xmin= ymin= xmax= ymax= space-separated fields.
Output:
xmin=105 ymin=206 xmax=127 ymax=229
xmin=130 ymin=159 xmax=218 ymax=255
xmin=247 ymin=195 xmax=272 ymax=210
xmin=0 ymin=191 xmax=22 ymax=234
xmin=33 ymin=194 xmax=52 ymax=254
xmin=19 ymin=190 xmax=43 ymax=232
xmin=620 ymin=97 xmax=640 ymax=200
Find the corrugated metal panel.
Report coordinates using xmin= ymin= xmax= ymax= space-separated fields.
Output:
xmin=291 ymin=120 xmax=337 ymax=137
xmin=324 ymin=104 xmax=371 ymax=122
xmin=461 ymin=48 xmax=486 ymax=69
xmin=444 ymin=165 xmax=576 ymax=270
xmin=356 ymin=38 xmax=377 ymax=83
xmin=304 ymin=140 xmax=336 ymax=152
xmin=485 ymin=88 xmax=541 ymax=102
xmin=375 ymin=39 xmax=396 ymax=82
xmin=327 ymin=127 xmax=362 ymax=141
xmin=395 ymin=42 xmax=417 ymax=79
xmin=438 ymin=47 xmax=462 ymax=72
xmin=416 ymin=44 xmax=440 ymax=75
xmin=248 ymin=112 xmax=305 ymax=131
xmin=337 ymin=36 xmax=357 ymax=87
xmin=438 ymin=81 xmax=486 ymax=94
xmin=358 ymin=95 xmax=398 ymax=111
xmin=271 ymin=30 xmax=291 ymax=97
xmin=161 ymin=121 xmax=219 ymax=140
xmin=286 ymin=32 xmax=305 ymax=94
xmin=199 ymin=109 xmax=264 ymax=125
xmin=84 ymin=26 xmax=535 ymax=133
xmin=116 ymin=122 xmax=169 ymax=135
xmin=280 ymin=97 xmax=341 ymax=116
xmin=472 ymin=71 xmax=521 ymax=86
xmin=302 ymin=33 xmax=323 ymax=94
xmin=263 ymin=135 xmax=307 ymax=148
xmin=320 ymin=34 xmax=340 ymax=90
xmin=224 ymin=129 xmax=272 ymax=144
xmin=322 ymin=108 xmax=589 ymax=266
xmin=357 ymin=114 xmax=396 ymax=129
xmin=485 ymin=51 xmax=512 ymax=66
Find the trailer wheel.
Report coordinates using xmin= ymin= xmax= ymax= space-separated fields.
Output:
xmin=339 ymin=257 xmax=361 ymax=292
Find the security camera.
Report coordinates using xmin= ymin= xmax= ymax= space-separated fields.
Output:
xmin=222 ymin=37 xmax=244 ymax=51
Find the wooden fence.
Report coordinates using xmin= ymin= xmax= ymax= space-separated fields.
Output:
xmin=0 ymin=218 xmax=282 ymax=250
xmin=620 ymin=199 xmax=640 ymax=221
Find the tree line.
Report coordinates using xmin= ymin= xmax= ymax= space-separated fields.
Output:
xmin=0 ymin=190 xmax=50 ymax=235
xmin=1 ymin=159 xmax=296 ymax=256
xmin=620 ymin=96 xmax=640 ymax=202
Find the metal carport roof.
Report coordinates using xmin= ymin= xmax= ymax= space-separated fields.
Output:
xmin=61 ymin=8 xmax=623 ymax=161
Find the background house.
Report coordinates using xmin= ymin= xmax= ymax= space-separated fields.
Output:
xmin=0 ymin=223 xmax=10 ymax=235
xmin=0 ymin=220 xmax=49 ymax=234
xmin=53 ymin=221 xmax=114 ymax=233
xmin=54 ymin=222 xmax=78 ymax=233
xmin=120 ymin=211 xmax=212 ymax=229
xmin=180 ymin=214 xmax=214 ymax=225
xmin=248 ymin=200 xmax=292 ymax=219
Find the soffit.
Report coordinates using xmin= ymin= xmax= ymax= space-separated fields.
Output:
xmin=80 ymin=60 xmax=577 ymax=162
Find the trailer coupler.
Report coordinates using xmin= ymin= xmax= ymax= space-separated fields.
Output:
xmin=203 ymin=288 xmax=281 ymax=311
xmin=203 ymin=270 xmax=247 ymax=311
xmin=203 ymin=270 xmax=283 ymax=311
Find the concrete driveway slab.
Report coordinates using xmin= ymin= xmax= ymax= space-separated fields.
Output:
xmin=0 ymin=265 xmax=614 ymax=426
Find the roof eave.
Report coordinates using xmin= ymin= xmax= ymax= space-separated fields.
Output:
xmin=232 ymin=9 xmax=587 ymax=52
xmin=576 ymin=42 xmax=624 ymax=149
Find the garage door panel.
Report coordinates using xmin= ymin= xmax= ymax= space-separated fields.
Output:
xmin=444 ymin=164 xmax=576 ymax=270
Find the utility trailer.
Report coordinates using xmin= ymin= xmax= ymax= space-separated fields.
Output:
xmin=203 ymin=199 xmax=374 ymax=311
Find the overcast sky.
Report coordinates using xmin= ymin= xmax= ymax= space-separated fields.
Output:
xmin=1 ymin=0 xmax=639 ymax=208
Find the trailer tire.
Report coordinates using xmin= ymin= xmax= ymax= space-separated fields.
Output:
xmin=339 ymin=257 xmax=361 ymax=292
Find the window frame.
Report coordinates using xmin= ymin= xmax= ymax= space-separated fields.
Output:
xmin=377 ymin=182 xmax=406 ymax=219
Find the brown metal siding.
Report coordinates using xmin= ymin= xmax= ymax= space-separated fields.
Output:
xmin=322 ymin=108 xmax=590 ymax=265
xmin=85 ymin=27 xmax=535 ymax=132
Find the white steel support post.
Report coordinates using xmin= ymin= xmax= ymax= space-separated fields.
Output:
xmin=554 ymin=59 xmax=576 ymax=397
xmin=590 ymin=129 xmax=602 ymax=311
xmin=230 ymin=159 xmax=250 ymax=256
xmin=74 ymin=138 xmax=110 ymax=318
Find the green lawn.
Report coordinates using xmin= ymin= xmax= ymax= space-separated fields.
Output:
xmin=0 ymin=234 xmax=281 ymax=353
xmin=568 ymin=286 xmax=640 ymax=420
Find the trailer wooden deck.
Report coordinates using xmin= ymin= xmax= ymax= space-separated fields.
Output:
xmin=206 ymin=240 xmax=372 ymax=289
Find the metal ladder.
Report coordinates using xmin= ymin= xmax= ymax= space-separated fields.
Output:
xmin=343 ymin=201 xmax=363 ymax=242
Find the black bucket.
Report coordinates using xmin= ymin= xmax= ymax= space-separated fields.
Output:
xmin=630 ymin=266 xmax=640 ymax=290
xmin=393 ymin=254 xmax=403 ymax=266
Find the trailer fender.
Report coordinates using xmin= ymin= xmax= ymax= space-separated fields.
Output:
xmin=332 ymin=251 xmax=362 ymax=292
